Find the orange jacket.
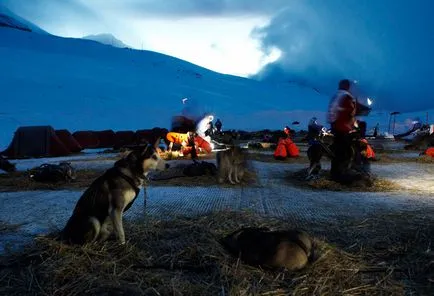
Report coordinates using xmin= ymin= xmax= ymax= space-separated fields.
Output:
xmin=167 ymin=132 xmax=212 ymax=154
xmin=361 ymin=139 xmax=375 ymax=159
xmin=425 ymin=147 xmax=434 ymax=157
xmin=166 ymin=132 xmax=189 ymax=145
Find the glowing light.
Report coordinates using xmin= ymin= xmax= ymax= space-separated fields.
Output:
xmin=367 ymin=98 xmax=373 ymax=106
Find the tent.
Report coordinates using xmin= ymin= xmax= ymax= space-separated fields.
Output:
xmin=55 ymin=129 xmax=82 ymax=153
xmin=114 ymin=131 xmax=136 ymax=149
xmin=1 ymin=126 xmax=70 ymax=159
xmin=72 ymin=131 xmax=100 ymax=149
xmin=273 ymin=138 xmax=300 ymax=160
xmin=135 ymin=128 xmax=168 ymax=145
xmin=94 ymin=130 xmax=117 ymax=148
xmin=135 ymin=129 xmax=154 ymax=145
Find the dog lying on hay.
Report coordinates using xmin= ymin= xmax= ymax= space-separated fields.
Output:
xmin=216 ymin=146 xmax=248 ymax=184
xmin=61 ymin=139 xmax=168 ymax=245
xmin=220 ymin=227 xmax=314 ymax=270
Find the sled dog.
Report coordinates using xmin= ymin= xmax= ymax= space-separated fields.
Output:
xmin=216 ymin=146 xmax=247 ymax=184
xmin=61 ymin=139 xmax=168 ymax=245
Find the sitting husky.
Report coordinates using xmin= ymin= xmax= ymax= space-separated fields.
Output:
xmin=61 ymin=140 xmax=168 ymax=245
xmin=216 ymin=146 xmax=247 ymax=184
xmin=220 ymin=227 xmax=314 ymax=271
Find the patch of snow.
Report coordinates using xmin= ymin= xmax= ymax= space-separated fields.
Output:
xmin=82 ymin=33 xmax=130 ymax=48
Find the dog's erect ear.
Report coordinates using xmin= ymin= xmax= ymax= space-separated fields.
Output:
xmin=153 ymin=137 xmax=160 ymax=149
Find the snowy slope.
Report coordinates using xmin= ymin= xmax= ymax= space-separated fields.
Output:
xmin=0 ymin=5 xmax=47 ymax=34
xmin=82 ymin=33 xmax=130 ymax=48
xmin=0 ymin=25 xmax=330 ymax=150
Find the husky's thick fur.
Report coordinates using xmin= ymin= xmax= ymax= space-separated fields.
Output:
xmin=220 ymin=227 xmax=314 ymax=271
xmin=61 ymin=140 xmax=168 ymax=245
xmin=216 ymin=146 xmax=247 ymax=184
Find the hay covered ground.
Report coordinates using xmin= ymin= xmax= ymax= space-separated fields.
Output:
xmin=0 ymin=210 xmax=432 ymax=296
xmin=0 ymin=147 xmax=433 ymax=295
xmin=285 ymin=168 xmax=401 ymax=192
xmin=0 ymin=169 xmax=102 ymax=192
xmin=0 ymin=146 xmax=432 ymax=192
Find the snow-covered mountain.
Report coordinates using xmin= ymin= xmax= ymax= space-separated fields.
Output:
xmin=0 ymin=8 xmax=432 ymax=150
xmin=82 ymin=33 xmax=130 ymax=48
xmin=0 ymin=23 xmax=329 ymax=150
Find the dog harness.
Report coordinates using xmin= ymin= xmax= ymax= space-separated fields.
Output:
xmin=115 ymin=168 xmax=142 ymax=211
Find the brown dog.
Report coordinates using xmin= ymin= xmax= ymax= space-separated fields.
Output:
xmin=216 ymin=146 xmax=247 ymax=184
xmin=220 ymin=227 xmax=314 ymax=270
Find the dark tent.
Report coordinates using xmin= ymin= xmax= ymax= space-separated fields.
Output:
xmin=114 ymin=131 xmax=136 ymax=149
xmin=72 ymin=131 xmax=100 ymax=149
xmin=135 ymin=129 xmax=154 ymax=145
xmin=94 ymin=130 xmax=117 ymax=148
xmin=135 ymin=128 xmax=169 ymax=146
xmin=1 ymin=126 xmax=70 ymax=159
xmin=55 ymin=129 xmax=83 ymax=153
xmin=152 ymin=127 xmax=169 ymax=145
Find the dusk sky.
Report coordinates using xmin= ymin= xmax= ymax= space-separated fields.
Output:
xmin=1 ymin=0 xmax=434 ymax=113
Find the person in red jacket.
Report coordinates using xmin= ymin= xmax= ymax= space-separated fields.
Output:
xmin=327 ymin=79 xmax=361 ymax=183
xmin=327 ymin=79 xmax=356 ymax=134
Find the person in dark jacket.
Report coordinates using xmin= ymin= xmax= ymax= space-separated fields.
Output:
xmin=215 ymin=119 xmax=222 ymax=133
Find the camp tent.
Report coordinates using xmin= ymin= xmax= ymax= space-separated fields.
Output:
xmin=114 ymin=131 xmax=136 ymax=149
xmin=135 ymin=128 xmax=169 ymax=146
xmin=1 ymin=126 xmax=70 ymax=159
xmin=55 ymin=129 xmax=82 ymax=153
xmin=72 ymin=131 xmax=100 ymax=149
xmin=94 ymin=130 xmax=117 ymax=148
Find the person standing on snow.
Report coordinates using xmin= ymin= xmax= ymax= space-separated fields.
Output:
xmin=215 ymin=119 xmax=222 ymax=134
xmin=327 ymin=79 xmax=360 ymax=183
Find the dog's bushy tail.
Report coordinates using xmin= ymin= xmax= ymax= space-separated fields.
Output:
xmin=307 ymin=239 xmax=318 ymax=263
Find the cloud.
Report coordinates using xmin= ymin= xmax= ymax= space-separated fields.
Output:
xmin=1 ymin=0 xmax=98 ymax=23
xmin=252 ymin=0 xmax=434 ymax=112
xmin=2 ymin=0 xmax=287 ymax=21
xmin=109 ymin=0 xmax=287 ymax=18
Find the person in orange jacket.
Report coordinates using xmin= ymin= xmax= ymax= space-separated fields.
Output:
xmin=166 ymin=131 xmax=212 ymax=159
xmin=360 ymin=139 xmax=376 ymax=160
